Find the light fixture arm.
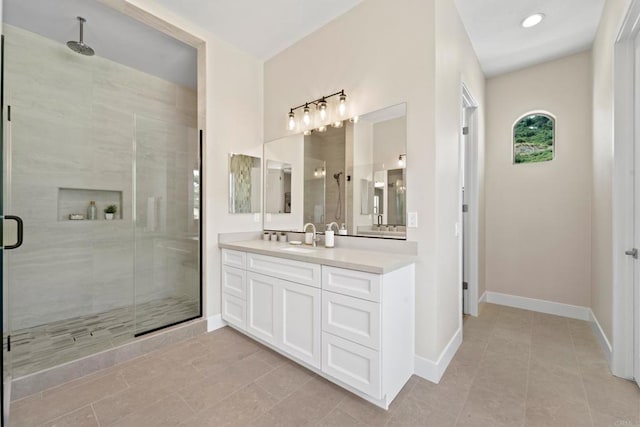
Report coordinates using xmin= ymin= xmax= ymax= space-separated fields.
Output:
xmin=288 ymin=89 xmax=346 ymax=114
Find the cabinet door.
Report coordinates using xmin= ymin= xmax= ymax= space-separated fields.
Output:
xmin=279 ymin=281 xmax=321 ymax=369
xmin=247 ymin=272 xmax=278 ymax=345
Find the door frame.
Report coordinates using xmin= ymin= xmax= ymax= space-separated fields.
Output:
xmin=612 ymin=0 xmax=640 ymax=379
xmin=460 ymin=83 xmax=479 ymax=317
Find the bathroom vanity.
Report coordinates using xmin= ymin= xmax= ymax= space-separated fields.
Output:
xmin=219 ymin=239 xmax=415 ymax=409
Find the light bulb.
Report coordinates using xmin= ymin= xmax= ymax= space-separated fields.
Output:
xmin=303 ymin=130 xmax=311 ymax=136
xmin=318 ymin=125 xmax=327 ymax=132
xmin=303 ymin=105 xmax=311 ymax=126
xmin=338 ymin=93 xmax=347 ymax=117
xmin=287 ymin=111 xmax=296 ymax=131
xmin=350 ymin=116 xmax=359 ymax=124
xmin=318 ymin=99 xmax=327 ymax=121
xmin=332 ymin=121 xmax=343 ymax=128
xmin=521 ymin=13 xmax=544 ymax=28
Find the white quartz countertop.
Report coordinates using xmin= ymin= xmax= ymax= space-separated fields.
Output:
xmin=219 ymin=240 xmax=416 ymax=274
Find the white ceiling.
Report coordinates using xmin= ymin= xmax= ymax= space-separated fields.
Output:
xmin=150 ymin=0 xmax=363 ymax=60
xmin=4 ymin=0 xmax=197 ymax=88
xmin=454 ymin=0 xmax=606 ymax=77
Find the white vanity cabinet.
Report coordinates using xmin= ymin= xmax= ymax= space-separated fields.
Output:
xmin=220 ymin=246 xmax=414 ymax=410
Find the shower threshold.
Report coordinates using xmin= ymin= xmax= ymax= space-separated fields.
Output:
xmin=8 ymin=296 xmax=199 ymax=378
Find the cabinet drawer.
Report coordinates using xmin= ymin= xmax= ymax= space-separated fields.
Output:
xmin=222 ymin=249 xmax=246 ymax=269
xmin=222 ymin=266 xmax=246 ymax=299
xmin=222 ymin=293 xmax=246 ymax=330
xmin=247 ymin=253 xmax=321 ymax=288
xmin=322 ymin=266 xmax=381 ymax=302
xmin=322 ymin=332 xmax=381 ymax=399
xmin=322 ymin=291 xmax=380 ymax=350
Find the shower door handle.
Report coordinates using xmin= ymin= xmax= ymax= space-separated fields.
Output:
xmin=4 ymin=215 xmax=24 ymax=250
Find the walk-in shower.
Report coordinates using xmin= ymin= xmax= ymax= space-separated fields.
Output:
xmin=2 ymin=0 xmax=202 ymax=393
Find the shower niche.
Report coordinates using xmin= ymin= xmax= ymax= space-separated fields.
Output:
xmin=57 ymin=188 xmax=123 ymax=221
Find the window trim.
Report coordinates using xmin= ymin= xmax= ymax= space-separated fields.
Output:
xmin=511 ymin=110 xmax=556 ymax=165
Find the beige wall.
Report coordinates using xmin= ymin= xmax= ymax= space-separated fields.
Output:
xmin=121 ymin=0 xmax=264 ymax=318
xmin=485 ymin=51 xmax=593 ymax=307
xmin=265 ymin=0 xmax=485 ymax=363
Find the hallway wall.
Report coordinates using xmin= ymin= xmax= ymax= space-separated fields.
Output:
xmin=485 ymin=51 xmax=593 ymax=307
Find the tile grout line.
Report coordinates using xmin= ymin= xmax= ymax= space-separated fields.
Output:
xmin=453 ymin=313 xmax=494 ymax=427
xmin=568 ymin=320 xmax=596 ymax=427
xmin=521 ymin=316 xmax=533 ymax=427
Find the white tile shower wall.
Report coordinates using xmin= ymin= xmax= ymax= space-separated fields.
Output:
xmin=5 ymin=25 xmax=198 ymax=330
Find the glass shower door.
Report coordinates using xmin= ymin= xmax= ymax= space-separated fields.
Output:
xmin=133 ymin=115 xmax=200 ymax=335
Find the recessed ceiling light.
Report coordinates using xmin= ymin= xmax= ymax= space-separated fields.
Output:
xmin=521 ymin=13 xmax=545 ymax=28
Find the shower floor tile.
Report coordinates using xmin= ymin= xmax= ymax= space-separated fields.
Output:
xmin=7 ymin=296 xmax=199 ymax=377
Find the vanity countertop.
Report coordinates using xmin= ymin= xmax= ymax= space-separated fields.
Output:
xmin=219 ymin=240 xmax=416 ymax=274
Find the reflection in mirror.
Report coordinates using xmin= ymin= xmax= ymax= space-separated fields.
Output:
xmin=266 ymin=160 xmax=292 ymax=214
xmin=263 ymin=103 xmax=407 ymax=239
xmin=229 ymin=154 xmax=261 ymax=213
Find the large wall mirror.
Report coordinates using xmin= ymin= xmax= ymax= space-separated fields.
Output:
xmin=264 ymin=103 xmax=407 ymax=239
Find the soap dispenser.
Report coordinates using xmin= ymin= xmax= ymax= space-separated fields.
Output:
xmin=325 ymin=224 xmax=335 ymax=248
xmin=338 ymin=223 xmax=348 ymax=235
xmin=87 ymin=201 xmax=97 ymax=220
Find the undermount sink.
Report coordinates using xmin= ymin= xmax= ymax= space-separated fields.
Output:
xmin=279 ymin=246 xmax=317 ymax=254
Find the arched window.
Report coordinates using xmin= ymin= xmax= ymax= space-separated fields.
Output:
xmin=513 ymin=112 xmax=555 ymax=164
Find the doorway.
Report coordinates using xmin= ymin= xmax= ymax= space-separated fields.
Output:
xmin=461 ymin=84 xmax=479 ymax=317
xmin=613 ymin=0 xmax=640 ymax=382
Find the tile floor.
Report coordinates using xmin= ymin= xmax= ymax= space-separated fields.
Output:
xmin=9 ymin=296 xmax=199 ymax=377
xmin=9 ymin=303 xmax=640 ymax=426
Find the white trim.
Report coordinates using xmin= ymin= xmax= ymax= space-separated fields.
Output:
xmin=461 ymin=82 xmax=480 ymax=317
xmin=612 ymin=0 xmax=640 ymax=379
xmin=591 ymin=309 xmax=613 ymax=366
xmin=478 ymin=291 xmax=487 ymax=303
xmin=413 ymin=327 xmax=462 ymax=384
xmin=485 ymin=291 xmax=590 ymax=321
xmin=207 ymin=314 xmax=227 ymax=332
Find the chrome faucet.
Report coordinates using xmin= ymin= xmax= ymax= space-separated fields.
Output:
xmin=303 ymin=223 xmax=318 ymax=247
xmin=328 ymin=222 xmax=339 ymax=232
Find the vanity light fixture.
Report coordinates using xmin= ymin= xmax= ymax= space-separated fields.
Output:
xmin=398 ymin=153 xmax=406 ymax=167
xmin=303 ymin=104 xmax=311 ymax=126
xmin=521 ymin=13 xmax=544 ymax=28
xmin=317 ymin=125 xmax=327 ymax=132
xmin=318 ymin=98 xmax=328 ymax=121
xmin=288 ymin=109 xmax=296 ymax=131
xmin=286 ymin=90 xmax=348 ymax=131
xmin=338 ymin=92 xmax=347 ymax=117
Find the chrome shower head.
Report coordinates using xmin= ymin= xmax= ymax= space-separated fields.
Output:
xmin=67 ymin=17 xmax=95 ymax=56
xmin=333 ymin=171 xmax=343 ymax=183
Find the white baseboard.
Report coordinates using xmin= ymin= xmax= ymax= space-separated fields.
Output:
xmin=207 ymin=314 xmax=227 ymax=332
xmin=414 ymin=327 xmax=462 ymax=384
xmin=484 ymin=291 xmax=590 ymax=321
xmin=478 ymin=291 xmax=487 ymax=303
xmin=590 ymin=309 xmax=612 ymax=365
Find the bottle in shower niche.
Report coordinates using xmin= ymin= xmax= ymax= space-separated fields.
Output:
xmin=87 ymin=201 xmax=97 ymax=220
